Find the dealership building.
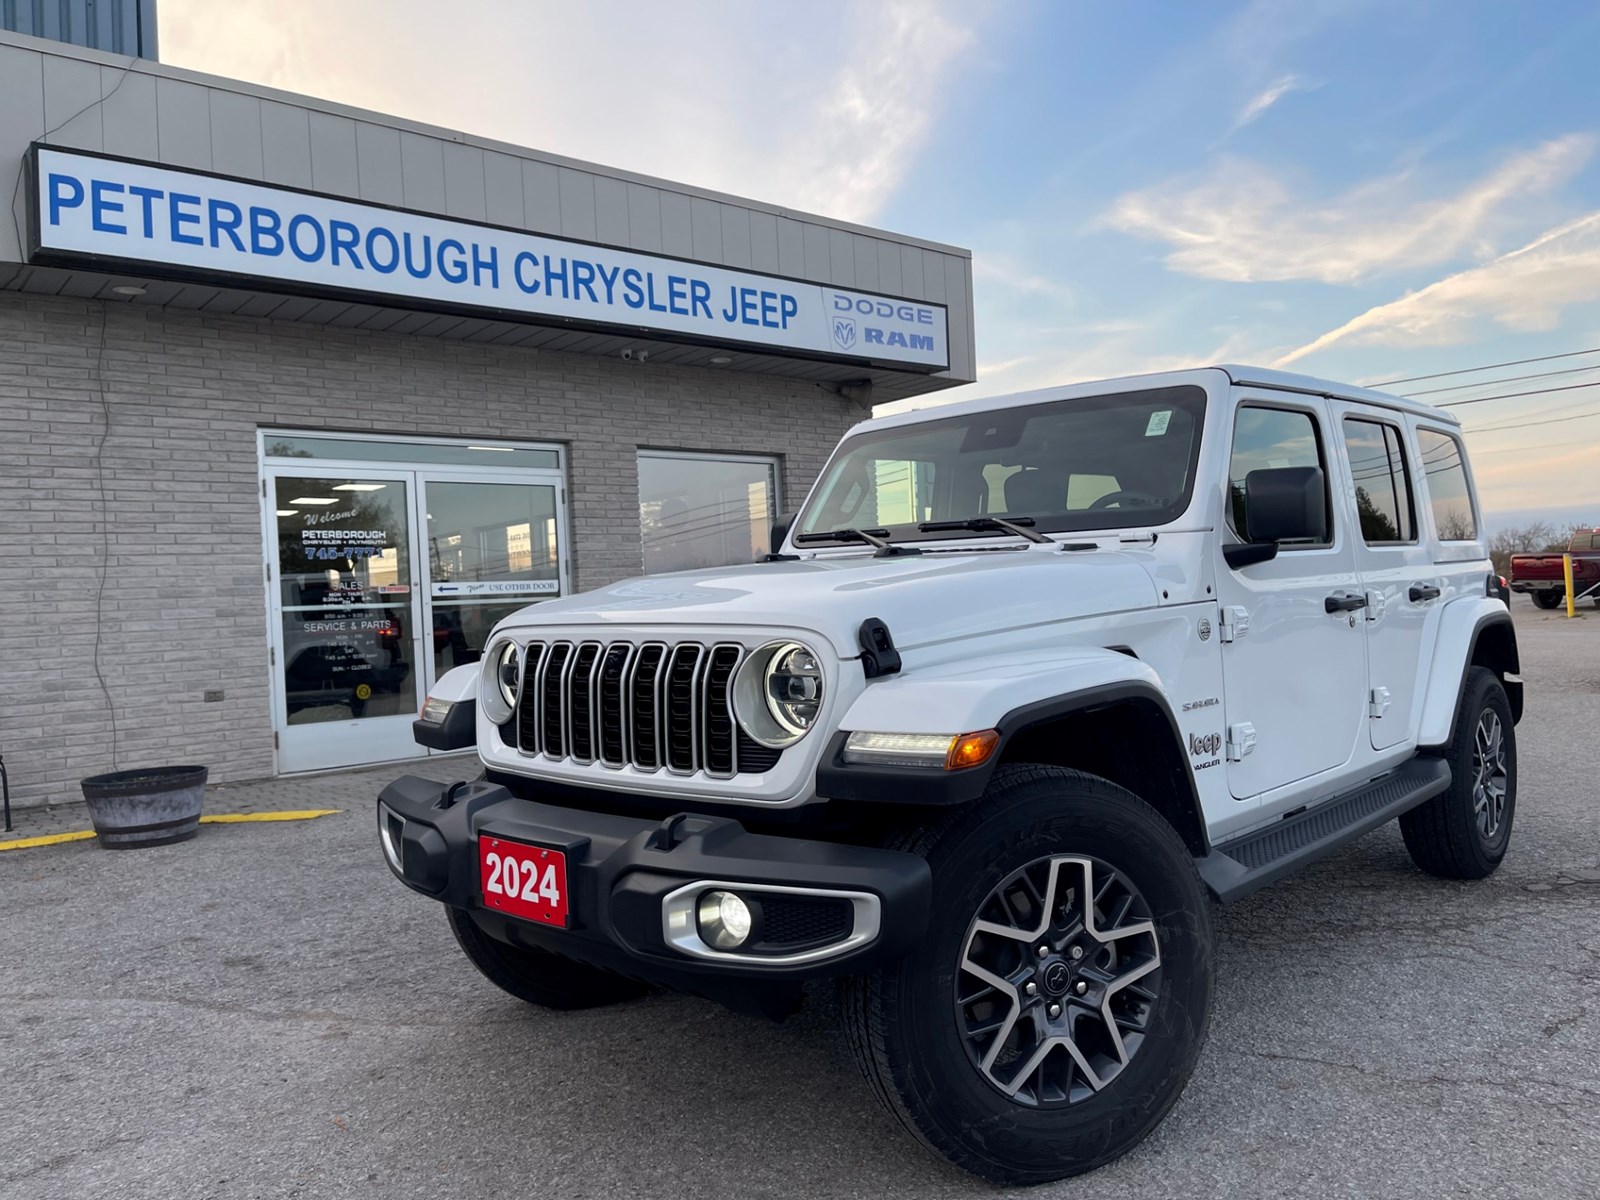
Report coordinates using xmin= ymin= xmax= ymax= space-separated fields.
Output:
xmin=0 ymin=18 xmax=975 ymax=809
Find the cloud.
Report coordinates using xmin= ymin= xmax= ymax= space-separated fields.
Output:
xmin=971 ymin=253 xmax=1073 ymax=298
xmin=1106 ymin=134 xmax=1594 ymax=284
xmin=776 ymin=3 xmax=976 ymax=223
xmin=1231 ymin=74 xmax=1311 ymax=131
xmin=1275 ymin=211 xmax=1600 ymax=364
xmin=158 ymin=0 xmax=982 ymax=225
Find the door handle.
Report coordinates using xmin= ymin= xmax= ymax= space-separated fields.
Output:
xmin=1324 ymin=592 xmax=1368 ymax=614
xmin=1408 ymin=583 xmax=1441 ymax=603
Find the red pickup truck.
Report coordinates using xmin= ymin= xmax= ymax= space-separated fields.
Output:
xmin=1510 ymin=529 xmax=1600 ymax=608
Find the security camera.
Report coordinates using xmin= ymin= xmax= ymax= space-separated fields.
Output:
xmin=620 ymin=348 xmax=634 ymax=361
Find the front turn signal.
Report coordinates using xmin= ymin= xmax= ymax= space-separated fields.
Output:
xmin=946 ymin=730 xmax=1000 ymax=771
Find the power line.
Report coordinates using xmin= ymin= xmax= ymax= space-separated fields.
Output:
xmin=1469 ymin=438 xmax=1600 ymax=457
xmin=1402 ymin=362 xmax=1600 ymax=398
xmin=1464 ymin=408 xmax=1600 ymax=435
xmin=1463 ymin=393 xmax=1600 ymax=432
xmin=1438 ymin=379 xmax=1600 ymax=409
xmin=1365 ymin=345 xmax=1600 ymax=388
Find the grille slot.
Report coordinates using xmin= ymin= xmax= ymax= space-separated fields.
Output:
xmin=629 ymin=644 xmax=667 ymax=771
xmin=515 ymin=643 xmax=546 ymax=753
xmin=567 ymin=642 xmax=603 ymax=763
xmin=510 ymin=637 xmax=781 ymax=779
xmin=664 ymin=644 xmax=705 ymax=773
xmin=597 ymin=643 xmax=634 ymax=766
xmin=703 ymin=645 xmax=744 ymax=777
xmin=540 ymin=642 xmax=573 ymax=758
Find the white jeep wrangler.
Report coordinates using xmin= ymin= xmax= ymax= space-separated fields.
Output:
xmin=379 ymin=365 xmax=1520 ymax=1183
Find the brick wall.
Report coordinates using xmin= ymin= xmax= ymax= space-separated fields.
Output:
xmin=0 ymin=292 xmax=859 ymax=808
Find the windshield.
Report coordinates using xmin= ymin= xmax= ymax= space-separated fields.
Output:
xmin=796 ymin=385 xmax=1207 ymax=542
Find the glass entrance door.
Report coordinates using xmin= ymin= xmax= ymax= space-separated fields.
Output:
xmin=419 ymin=474 xmax=564 ymax=682
xmin=263 ymin=442 xmax=568 ymax=774
xmin=267 ymin=466 xmax=425 ymax=773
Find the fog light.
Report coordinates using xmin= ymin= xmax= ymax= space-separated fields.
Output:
xmin=697 ymin=889 xmax=754 ymax=949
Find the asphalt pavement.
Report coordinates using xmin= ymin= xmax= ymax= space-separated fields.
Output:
xmin=2 ymin=602 xmax=1597 ymax=1199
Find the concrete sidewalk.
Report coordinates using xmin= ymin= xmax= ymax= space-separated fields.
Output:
xmin=0 ymin=753 xmax=479 ymax=846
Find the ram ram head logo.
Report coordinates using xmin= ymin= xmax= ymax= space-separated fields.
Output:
xmin=832 ymin=316 xmax=857 ymax=350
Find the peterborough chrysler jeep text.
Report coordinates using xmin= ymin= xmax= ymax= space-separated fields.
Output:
xmin=378 ymin=365 xmax=1520 ymax=1183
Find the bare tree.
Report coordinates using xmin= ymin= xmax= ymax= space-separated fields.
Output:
xmin=1489 ymin=521 xmax=1555 ymax=574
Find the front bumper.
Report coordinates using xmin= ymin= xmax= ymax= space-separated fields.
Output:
xmin=376 ymin=775 xmax=931 ymax=986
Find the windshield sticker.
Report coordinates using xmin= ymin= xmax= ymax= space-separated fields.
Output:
xmin=1145 ymin=410 xmax=1172 ymax=437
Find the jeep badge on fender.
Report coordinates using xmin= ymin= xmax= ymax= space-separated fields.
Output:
xmin=380 ymin=365 xmax=1520 ymax=1185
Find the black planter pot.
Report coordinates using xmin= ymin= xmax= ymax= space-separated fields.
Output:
xmin=79 ymin=765 xmax=208 ymax=849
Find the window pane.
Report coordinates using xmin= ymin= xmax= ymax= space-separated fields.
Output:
xmin=639 ymin=454 xmax=777 ymax=574
xmin=424 ymin=481 xmax=560 ymax=597
xmin=265 ymin=433 xmax=559 ymax=469
xmin=274 ymin=475 xmax=411 ymax=609
xmin=1415 ymin=429 xmax=1476 ymax=540
xmin=797 ymin=386 xmax=1206 ymax=539
xmin=1228 ymin=407 xmax=1329 ymax=543
xmin=1342 ymin=418 xmax=1415 ymax=544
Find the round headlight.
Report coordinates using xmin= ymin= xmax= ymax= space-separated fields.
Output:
xmin=480 ymin=639 xmax=520 ymax=725
xmin=732 ymin=640 xmax=825 ymax=749
xmin=766 ymin=644 xmax=823 ymax=736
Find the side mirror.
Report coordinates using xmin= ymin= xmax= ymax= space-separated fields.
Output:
xmin=1224 ymin=466 xmax=1326 ymax=569
xmin=769 ymin=512 xmax=796 ymax=556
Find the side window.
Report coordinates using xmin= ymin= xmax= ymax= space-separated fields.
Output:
xmin=1342 ymin=418 xmax=1416 ymax=544
xmin=1414 ymin=428 xmax=1477 ymax=540
xmin=1227 ymin=406 xmax=1331 ymax=545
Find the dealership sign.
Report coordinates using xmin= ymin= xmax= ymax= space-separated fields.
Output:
xmin=27 ymin=146 xmax=949 ymax=370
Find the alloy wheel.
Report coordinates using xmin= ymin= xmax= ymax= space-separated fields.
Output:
xmin=1473 ymin=709 xmax=1509 ymax=840
xmin=955 ymin=854 xmax=1161 ymax=1107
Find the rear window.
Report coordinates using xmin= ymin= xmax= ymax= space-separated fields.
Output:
xmin=1415 ymin=428 xmax=1476 ymax=541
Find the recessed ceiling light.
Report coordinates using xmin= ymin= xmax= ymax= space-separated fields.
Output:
xmin=709 ymin=356 xmax=733 ymax=365
xmin=289 ymin=497 xmax=341 ymax=505
xmin=275 ymin=509 xmax=297 ymax=516
xmin=110 ymin=285 xmax=146 ymax=296
xmin=332 ymin=483 xmax=387 ymax=491
xmin=467 ymin=444 xmax=516 ymax=452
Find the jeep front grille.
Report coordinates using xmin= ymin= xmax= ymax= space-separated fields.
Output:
xmin=512 ymin=640 xmax=779 ymax=777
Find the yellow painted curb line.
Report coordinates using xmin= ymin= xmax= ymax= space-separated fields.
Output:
xmin=202 ymin=809 xmax=341 ymax=823
xmin=0 ymin=809 xmax=341 ymax=851
xmin=0 ymin=829 xmax=99 ymax=850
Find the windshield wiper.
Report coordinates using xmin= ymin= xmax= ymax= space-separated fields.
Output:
xmin=793 ymin=528 xmax=922 ymax=556
xmin=918 ymin=516 xmax=1052 ymax=544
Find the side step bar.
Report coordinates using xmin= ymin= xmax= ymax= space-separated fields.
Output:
xmin=1196 ymin=757 xmax=1452 ymax=904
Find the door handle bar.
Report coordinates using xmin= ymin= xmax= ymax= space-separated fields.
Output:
xmin=1408 ymin=584 xmax=1442 ymax=603
xmin=1324 ymin=592 xmax=1368 ymax=614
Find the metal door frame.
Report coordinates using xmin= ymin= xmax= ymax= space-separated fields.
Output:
xmin=411 ymin=466 xmax=569 ymax=703
xmin=261 ymin=461 xmax=429 ymax=774
xmin=258 ymin=432 xmax=570 ymax=774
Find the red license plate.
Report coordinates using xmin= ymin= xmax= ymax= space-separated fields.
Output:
xmin=479 ymin=835 xmax=569 ymax=927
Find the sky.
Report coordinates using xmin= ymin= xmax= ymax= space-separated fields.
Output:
xmin=157 ymin=0 xmax=1600 ymax=529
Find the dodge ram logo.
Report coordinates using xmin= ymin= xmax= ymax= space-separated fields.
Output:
xmin=1189 ymin=732 xmax=1222 ymax=758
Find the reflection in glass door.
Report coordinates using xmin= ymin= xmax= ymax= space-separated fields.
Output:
xmin=420 ymin=475 xmax=563 ymax=681
xmin=268 ymin=468 xmax=425 ymax=772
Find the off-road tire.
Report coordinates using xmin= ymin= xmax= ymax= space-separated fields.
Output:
xmin=839 ymin=764 xmax=1214 ymax=1184
xmin=1402 ymin=667 xmax=1516 ymax=879
xmin=1531 ymin=590 xmax=1563 ymax=609
xmin=446 ymin=906 xmax=650 ymax=1010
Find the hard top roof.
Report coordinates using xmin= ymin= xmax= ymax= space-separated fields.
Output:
xmin=855 ymin=364 xmax=1460 ymax=436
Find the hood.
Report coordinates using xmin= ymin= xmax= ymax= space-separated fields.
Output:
xmin=506 ymin=546 xmax=1159 ymax=657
